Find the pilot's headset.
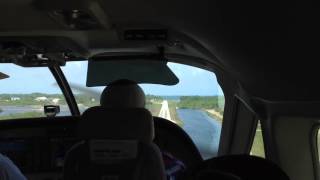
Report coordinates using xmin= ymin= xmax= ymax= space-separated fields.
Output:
xmin=100 ymin=79 xmax=146 ymax=108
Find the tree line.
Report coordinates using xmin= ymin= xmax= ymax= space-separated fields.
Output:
xmin=177 ymin=96 xmax=224 ymax=110
xmin=0 ymin=93 xmax=165 ymax=107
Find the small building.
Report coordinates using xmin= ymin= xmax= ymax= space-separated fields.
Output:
xmin=10 ymin=97 xmax=20 ymax=101
xmin=52 ymin=98 xmax=60 ymax=104
xmin=35 ymin=97 xmax=48 ymax=101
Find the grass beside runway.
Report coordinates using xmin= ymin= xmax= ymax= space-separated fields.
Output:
xmin=251 ymin=128 xmax=265 ymax=158
xmin=146 ymin=103 xmax=162 ymax=117
xmin=147 ymin=100 xmax=183 ymax=127
xmin=168 ymin=101 xmax=183 ymax=127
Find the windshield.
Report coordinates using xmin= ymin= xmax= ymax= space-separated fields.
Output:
xmin=0 ymin=64 xmax=71 ymax=119
xmin=62 ymin=61 xmax=225 ymax=159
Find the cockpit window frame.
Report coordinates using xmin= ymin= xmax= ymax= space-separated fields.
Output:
xmin=49 ymin=66 xmax=80 ymax=116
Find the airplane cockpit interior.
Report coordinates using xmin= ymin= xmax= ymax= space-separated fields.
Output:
xmin=0 ymin=0 xmax=318 ymax=180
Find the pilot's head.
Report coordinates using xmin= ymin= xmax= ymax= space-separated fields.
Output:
xmin=100 ymin=79 xmax=146 ymax=108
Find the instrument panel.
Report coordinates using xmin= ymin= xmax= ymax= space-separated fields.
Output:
xmin=0 ymin=138 xmax=78 ymax=173
xmin=0 ymin=120 xmax=78 ymax=180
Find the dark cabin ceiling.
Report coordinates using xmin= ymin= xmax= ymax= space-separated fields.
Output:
xmin=0 ymin=0 xmax=318 ymax=101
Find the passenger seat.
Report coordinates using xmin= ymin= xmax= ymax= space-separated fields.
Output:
xmin=100 ymin=79 xmax=203 ymax=168
xmin=63 ymin=107 xmax=166 ymax=180
xmin=185 ymin=154 xmax=290 ymax=180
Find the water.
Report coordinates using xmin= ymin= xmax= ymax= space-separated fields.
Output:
xmin=177 ymin=109 xmax=221 ymax=159
xmin=0 ymin=105 xmax=71 ymax=116
xmin=0 ymin=106 xmax=42 ymax=115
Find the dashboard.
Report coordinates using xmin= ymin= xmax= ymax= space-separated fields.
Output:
xmin=0 ymin=117 xmax=79 ymax=180
xmin=0 ymin=116 xmax=202 ymax=180
xmin=0 ymin=138 xmax=77 ymax=172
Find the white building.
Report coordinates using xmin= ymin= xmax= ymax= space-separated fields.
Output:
xmin=35 ymin=97 xmax=48 ymax=101
xmin=52 ymin=98 xmax=60 ymax=104
xmin=10 ymin=97 xmax=20 ymax=101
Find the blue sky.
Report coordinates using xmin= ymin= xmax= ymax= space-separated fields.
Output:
xmin=0 ymin=62 xmax=223 ymax=96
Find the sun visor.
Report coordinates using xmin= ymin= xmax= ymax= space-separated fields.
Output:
xmin=86 ymin=60 xmax=179 ymax=87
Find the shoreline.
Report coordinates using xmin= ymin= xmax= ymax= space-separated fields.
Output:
xmin=205 ymin=109 xmax=223 ymax=123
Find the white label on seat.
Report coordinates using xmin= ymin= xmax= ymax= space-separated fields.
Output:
xmin=89 ymin=140 xmax=138 ymax=162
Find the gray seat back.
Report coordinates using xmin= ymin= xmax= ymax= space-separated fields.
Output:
xmin=63 ymin=107 xmax=166 ymax=180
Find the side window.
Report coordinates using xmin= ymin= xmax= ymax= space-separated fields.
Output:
xmin=250 ymin=121 xmax=265 ymax=157
xmin=0 ymin=64 xmax=71 ymax=120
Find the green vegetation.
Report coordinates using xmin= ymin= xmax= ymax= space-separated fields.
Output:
xmin=168 ymin=101 xmax=183 ymax=126
xmin=146 ymin=103 xmax=162 ymax=116
xmin=144 ymin=95 xmax=163 ymax=117
xmin=178 ymin=96 xmax=224 ymax=111
xmin=0 ymin=93 xmax=100 ymax=107
xmin=74 ymin=94 xmax=98 ymax=107
xmin=0 ymin=93 xmax=166 ymax=119
xmin=251 ymin=124 xmax=265 ymax=158
xmin=145 ymin=99 xmax=183 ymax=127
xmin=178 ymin=96 xmax=224 ymax=122
xmin=0 ymin=94 xmax=222 ymax=130
xmin=0 ymin=111 xmax=44 ymax=120
xmin=146 ymin=95 xmax=163 ymax=102
xmin=0 ymin=93 xmax=67 ymax=106
xmin=76 ymin=94 xmax=164 ymax=108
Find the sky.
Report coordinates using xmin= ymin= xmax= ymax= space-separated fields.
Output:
xmin=0 ymin=62 xmax=224 ymax=96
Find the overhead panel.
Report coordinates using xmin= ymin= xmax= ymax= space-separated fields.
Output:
xmin=33 ymin=0 xmax=112 ymax=30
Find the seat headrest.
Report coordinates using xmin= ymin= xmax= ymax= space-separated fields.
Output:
xmin=100 ymin=79 xmax=145 ymax=108
xmin=78 ymin=107 xmax=154 ymax=143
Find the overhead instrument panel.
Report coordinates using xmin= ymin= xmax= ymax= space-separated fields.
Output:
xmin=33 ymin=0 xmax=112 ymax=30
